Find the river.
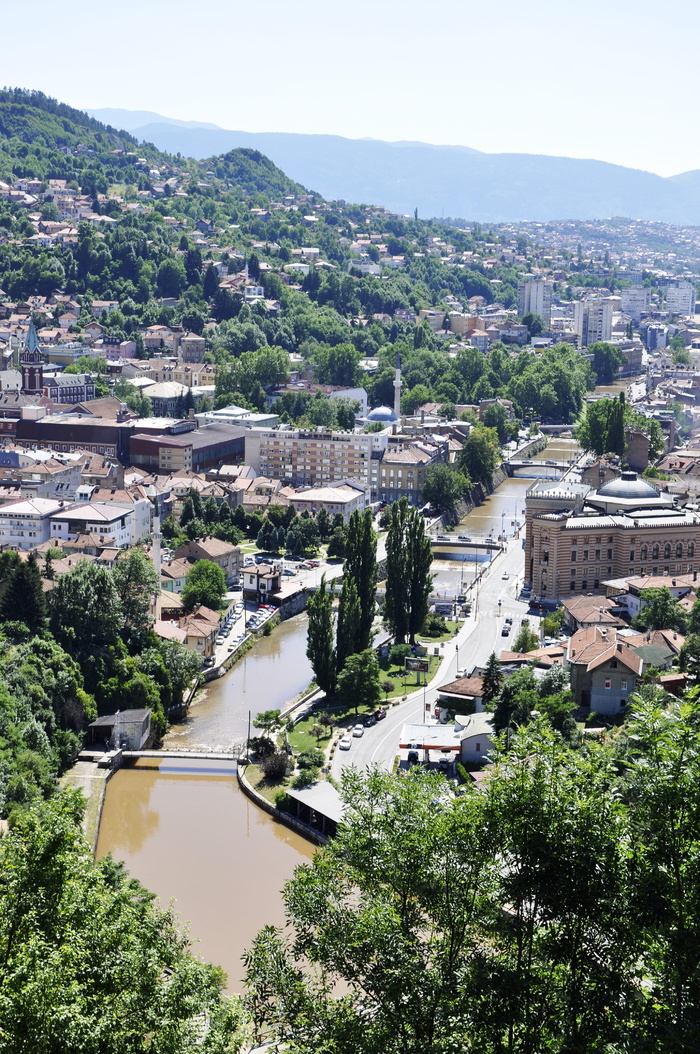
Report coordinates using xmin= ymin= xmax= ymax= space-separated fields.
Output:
xmin=96 ymin=757 xmax=314 ymax=991
xmin=431 ymin=436 xmax=581 ymax=596
xmin=92 ymin=432 xmax=589 ymax=993
xmin=163 ymin=611 xmax=313 ymax=752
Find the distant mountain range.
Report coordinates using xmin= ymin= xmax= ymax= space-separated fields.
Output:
xmin=88 ymin=107 xmax=700 ymax=226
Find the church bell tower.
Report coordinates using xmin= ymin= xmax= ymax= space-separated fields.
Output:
xmin=21 ymin=318 xmax=44 ymax=394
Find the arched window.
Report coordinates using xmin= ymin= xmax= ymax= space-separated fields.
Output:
xmin=664 ymin=543 xmax=671 ymax=560
xmin=640 ymin=544 xmax=648 ymax=561
xmin=689 ymin=542 xmax=695 ymax=559
xmin=652 ymin=544 xmax=659 ymax=560
xmin=676 ymin=542 xmax=683 ymax=559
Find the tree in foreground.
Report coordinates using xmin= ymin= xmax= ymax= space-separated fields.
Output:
xmin=336 ymin=648 xmax=380 ymax=712
xmin=181 ymin=559 xmax=227 ymax=611
xmin=246 ymin=700 xmax=700 ymax=1053
xmin=384 ymin=497 xmax=433 ymax=643
xmin=0 ymin=792 xmax=248 ymax=1053
xmin=306 ymin=575 xmax=336 ymax=698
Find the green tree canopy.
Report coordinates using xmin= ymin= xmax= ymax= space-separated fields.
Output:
xmin=0 ymin=792 xmax=246 ymax=1052
xmin=181 ymin=559 xmax=226 ymax=612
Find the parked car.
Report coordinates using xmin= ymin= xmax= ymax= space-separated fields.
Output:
xmin=373 ymin=708 xmax=387 ymax=721
xmin=407 ymin=750 xmax=420 ymax=765
xmin=363 ymin=713 xmax=377 ymax=727
xmin=352 ymin=723 xmax=365 ymax=737
xmin=339 ymin=736 xmax=352 ymax=751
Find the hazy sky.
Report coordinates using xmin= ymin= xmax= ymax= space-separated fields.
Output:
xmin=6 ymin=0 xmax=700 ymax=176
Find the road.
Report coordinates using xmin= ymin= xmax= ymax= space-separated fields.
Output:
xmin=331 ymin=533 xmax=529 ymax=776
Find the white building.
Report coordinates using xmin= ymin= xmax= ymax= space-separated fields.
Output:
xmin=574 ymin=297 xmax=614 ymax=347
xmin=620 ymin=286 xmax=649 ymax=323
xmin=244 ymin=427 xmax=388 ymax=498
xmin=666 ymin=281 xmax=696 ymax=318
xmin=517 ymin=278 xmax=553 ymax=326
xmin=49 ymin=499 xmax=151 ymax=548
xmin=0 ymin=497 xmax=67 ymax=548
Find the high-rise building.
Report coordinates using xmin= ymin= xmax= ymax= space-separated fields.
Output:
xmin=620 ymin=286 xmax=649 ymax=323
xmin=666 ymin=280 xmax=696 ymax=318
xmin=244 ymin=427 xmax=388 ymax=498
xmin=517 ymin=278 xmax=553 ymax=326
xmin=574 ymin=297 xmax=614 ymax=346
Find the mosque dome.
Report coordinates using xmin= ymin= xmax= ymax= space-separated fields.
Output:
xmin=595 ymin=471 xmax=660 ymax=501
xmin=366 ymin=405 xmax=398 ymax=423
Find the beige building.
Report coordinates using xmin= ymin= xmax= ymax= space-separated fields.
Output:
xmin=289 ymin=482 xmax=366 ymax=522
xmin=174 ymin=537 xmax=242 ymax=585
xmin=244 ymin=427 xmax=388 ymax=498
xmin=526 ymin=472 xmax=700 ymax=602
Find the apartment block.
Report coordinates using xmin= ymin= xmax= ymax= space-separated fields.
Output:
xmin=574 ymin=297 xmax=614 ymax=346
xmin=666 ymin=281 xmax=696 ymax=318
xmin=244 ymin=427 xmax=388 ymax=498
xmin=517 ymin=278 xmax=553 ymax=326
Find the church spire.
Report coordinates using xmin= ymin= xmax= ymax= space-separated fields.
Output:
xmin=21 ymin=318 xmax=43 ymax=394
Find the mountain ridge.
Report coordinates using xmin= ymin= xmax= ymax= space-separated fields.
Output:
xmin=86 ymin=107 xmax=700 ymax=225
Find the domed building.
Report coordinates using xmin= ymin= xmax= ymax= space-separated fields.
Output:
xmin=365 ymin=405 xmax=399 ymax=425
xmin=525 ymin=471 xmax=700 ymax=602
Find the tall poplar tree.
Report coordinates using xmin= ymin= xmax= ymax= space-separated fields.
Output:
xmin=336 ymin=576 xmax=361 ymax=670
xmin=306 ymin=576 xmax=336 ymax=698
xmin=343 ymin=509 xmax=377 ymax=651
xmin=384 ymin=498 xmax=433 ymax=644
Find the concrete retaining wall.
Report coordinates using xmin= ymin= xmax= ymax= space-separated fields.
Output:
xmin=237 ymin=763 xmax=328 ymax=846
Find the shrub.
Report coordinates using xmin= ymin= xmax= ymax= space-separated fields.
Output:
xmin=297 ymin=748 xmax=324 ymax=769
xmin=250 ymin=735 xmax=275 ymax=758
xmin=422 ymin=613 xmax=447 ymax=638
xmin=291 ymin=767 xmax=318 ymax=789
xmin=456 ymin=761 xmax=470 ymax=784
xmin=274 ymin=789 xmax=289 ymax=810
xmin=389 ymin=643 xmax=411 ymax=666
xmin=260 ymin=751 xmax=288 ymax=781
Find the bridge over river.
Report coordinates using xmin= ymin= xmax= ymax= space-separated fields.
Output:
xmin=505 ymin=458 xmax=570 ymax=478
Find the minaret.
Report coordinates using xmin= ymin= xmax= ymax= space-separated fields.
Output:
xmin=152 ymin=512 xmax=162 ymax=587
xmin=20 ymin=318 xmax=43 ymax=394
xmin=393 ymin=351 xmax=402 ymax=419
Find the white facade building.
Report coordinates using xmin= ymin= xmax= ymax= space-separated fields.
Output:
xmin=244 ymin=427 xmax=387 ymax=498
xmin=49 ymin=499 xmax=151 ymax=547
xmin=620 ymin=286 xmax=649 ymax=323
xmin=517 ymin=278 xmax=553 ymax=326
xmin=0 ymin=497 xmax=67 ymax=548
xmin=574 ymin=297 xmax=614 ymax=346
xmin=666 ymin=281 xmax=696 ymax=318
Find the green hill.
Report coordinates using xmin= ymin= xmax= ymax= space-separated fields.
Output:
xmin=0 ymin=89 xmax=312 ymax=202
